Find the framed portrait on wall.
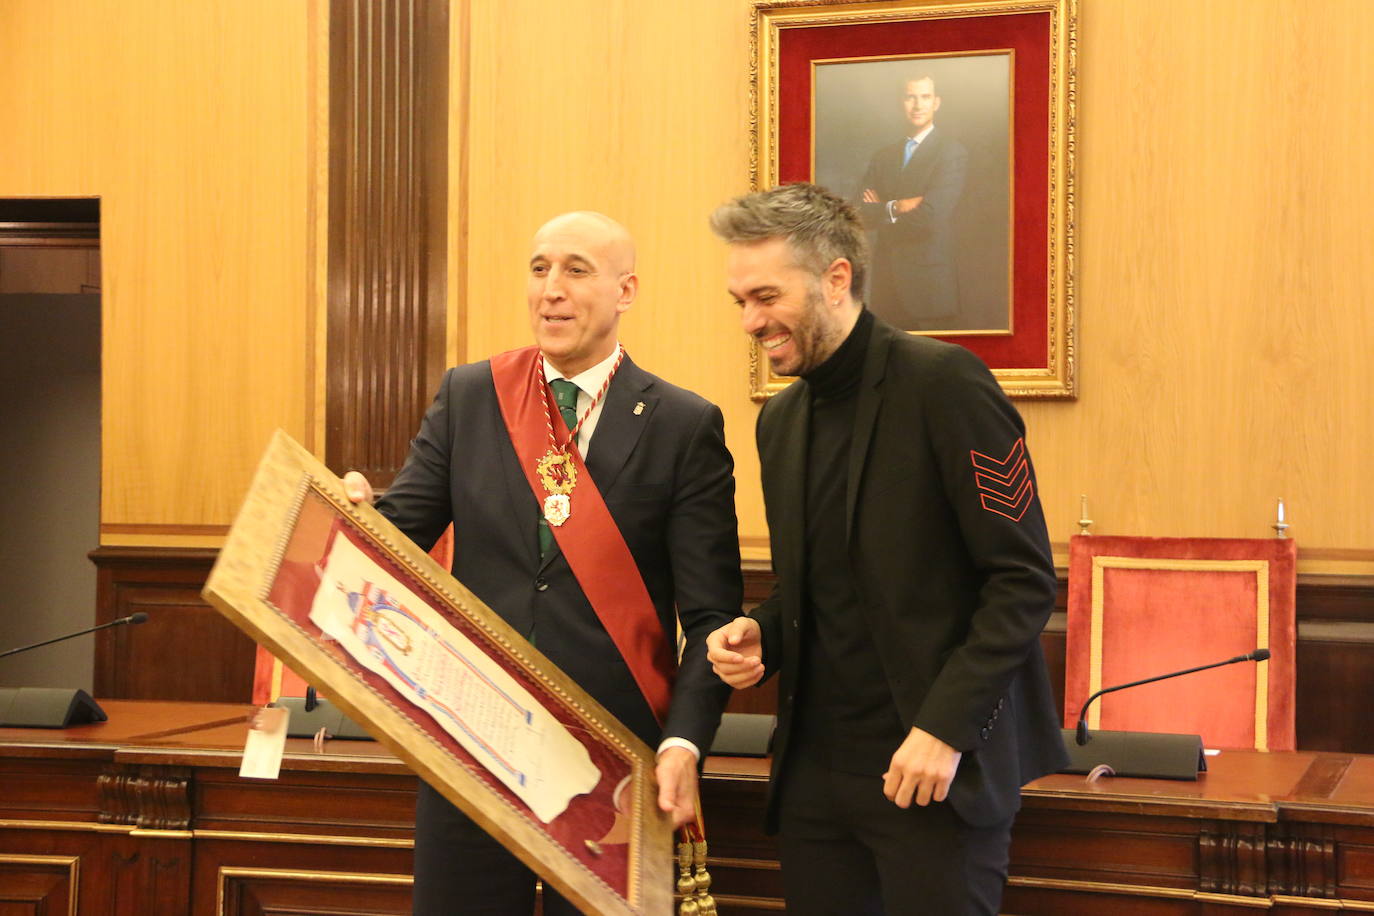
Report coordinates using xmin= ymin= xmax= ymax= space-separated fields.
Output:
xmin=750 ymin=0 xmax=1077 ymax=399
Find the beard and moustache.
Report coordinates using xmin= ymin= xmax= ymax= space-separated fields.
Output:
xmin=766 ymin=283 xmax=849 ymax=377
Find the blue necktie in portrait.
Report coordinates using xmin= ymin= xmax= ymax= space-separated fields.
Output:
xmin=902 ymin=136 xmax=919 ymax=168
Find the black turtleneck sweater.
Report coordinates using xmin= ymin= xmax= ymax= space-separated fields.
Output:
xmin=793 ymin=309 xmax=907 ymax=775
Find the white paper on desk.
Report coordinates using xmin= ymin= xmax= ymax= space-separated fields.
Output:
xmin=308 ymin=534 xmax=600 ymax=823
xmin=240 ymin=705 xmax=288 ymax=780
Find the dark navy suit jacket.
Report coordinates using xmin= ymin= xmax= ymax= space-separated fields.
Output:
xmin=377 ymin=353 xmax=742 ymax=752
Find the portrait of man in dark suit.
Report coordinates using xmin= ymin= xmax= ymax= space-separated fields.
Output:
xmin=856 ymin=75 xmax=967 ymax=330
xmin=813 ymin=55 xmax=1013 ymax=335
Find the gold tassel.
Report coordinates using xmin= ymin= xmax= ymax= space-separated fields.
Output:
xmin=677 ymin=840 xmax=700 ymax=916
xmin=690 ymin=838 xmax=716 ymax=915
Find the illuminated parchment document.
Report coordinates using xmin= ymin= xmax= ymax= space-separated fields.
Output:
xmin=309 ymin=533 xmax=601 ymax=823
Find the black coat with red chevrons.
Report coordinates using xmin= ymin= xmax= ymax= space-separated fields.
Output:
xmin=752 ymin=314 xmax=1068 ymax=830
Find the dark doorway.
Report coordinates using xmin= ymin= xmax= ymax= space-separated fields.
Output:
xmin=0 ymin=199 xmax=101 ymax=691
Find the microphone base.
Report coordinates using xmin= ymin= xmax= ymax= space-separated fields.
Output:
xmin=709 ymin=712 xmax=778 ymax=757
xmin=1059 ymin=728 xmax=1206 ymax=780
xmin=275 ymin=696 xmax=373 ymax=740
xmin=0 ymin=688 xmax=107 ymax=729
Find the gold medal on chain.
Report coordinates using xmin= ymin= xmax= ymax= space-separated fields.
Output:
xmin=536 ymin=450 xmax=577 ymax=527
xmin=533 ymin=347 xmax=625 ymax=528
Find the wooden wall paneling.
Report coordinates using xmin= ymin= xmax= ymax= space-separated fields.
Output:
xmin=459 ymin=0 xmax=766 ymax=537
xmin=0 ymin=1 xmax=319 ymax=541
xmin=191 ymin=768 xmax=417 ymax=840
xmin=698 ymin=767 xmax=783 ymax=907
xmin=1016 ymin=0 xmax=1374 ymax=571
xmin=0 ymin=851 xmax=78 ymax=915
xmin=0 ymin=1 xmax=316 ymax=541
xmin=16 ymin=701 xmax=1374 ymax=915
xmin=325 ymin=0 xmax=450 ymax=487
xmin=108 ymin=833 xmax=193 ymax=916
xmin=215 ymin=868 xmax=412 ymax=916
xmin=189 ymin=762 xmax=416 ymax=914
xmin=451 ymin=0 xmax=1374 ymax=578
xmin=90 ymin=545 xmax=1374 ymax=755
xmin=0 ymin=833 xmax=191 ymax=916
xmin=3 ymin=0 xmax=1373 ymax=567
xmin=89 ymin=548 xmax=254 ymax=702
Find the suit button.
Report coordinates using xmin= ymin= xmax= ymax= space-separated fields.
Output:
xmin=534 ymin=578 xmax=549 ymax=592
xmin=980 ymin=727 xmax=991 ymax=740
xmin=792 ymin=619 xmax=799 ymax=630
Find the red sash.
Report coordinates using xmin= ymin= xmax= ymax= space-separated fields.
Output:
xmin=489 ymin=346 xmax=674 ymax=725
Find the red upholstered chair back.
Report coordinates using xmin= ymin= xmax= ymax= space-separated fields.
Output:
xmin=250 ymin=523 xmax=455 ymax=705
xmin=1063 ymin=535 xmax=1297 ymax=751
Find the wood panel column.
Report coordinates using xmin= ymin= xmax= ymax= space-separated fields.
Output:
xmin=91 ymin=1 xmax=455 ymax=700
xmin=326 ymin=0 xmax=450 ymax=486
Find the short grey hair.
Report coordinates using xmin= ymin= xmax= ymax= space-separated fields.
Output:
xmin=709 ymin=182 xmax=868 ymax=302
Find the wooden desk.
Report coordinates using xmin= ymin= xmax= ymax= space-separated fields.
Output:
xmin=1 ymin=700 xmax=415 ymax=915
xmin=1012 ymin=754 xmax=1374 ymax=914
xmin=5 ymin=702 xmax=1374 ymax=914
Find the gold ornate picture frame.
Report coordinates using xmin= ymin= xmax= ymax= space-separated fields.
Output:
xmin=203 ymin=431 xmax=673 ymax=915
xmin=750 ymin=0 xmax=1077 ymax=399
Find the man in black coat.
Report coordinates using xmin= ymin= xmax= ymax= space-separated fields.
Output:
xmin=345 ymin=211 xmax=742 ymax=915
xmin=708 ymin=183 xmax=1065 ymax=915
xmin=855 ymin=75 xmax=968 ymax=330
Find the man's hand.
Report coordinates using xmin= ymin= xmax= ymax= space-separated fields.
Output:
xmin=342 ymin=471 xmax=374 ymax=505
xmin=706 ymin=617 xmax=764 ymax=688
xmin=882 ymin=727 xmax=962 ymax=809
xmin=862 ymin=188 xmax=880 ymax=203
xmin=893 ymin=195 xmax=924 ymax=215
xmin=655 ymin=746 xmax=699 ymax=828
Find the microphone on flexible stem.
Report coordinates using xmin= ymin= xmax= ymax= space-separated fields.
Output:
xmin=0 ymin=612 xmax=150 ymax=659
xmin=1061 ymin=648 xmax=1272 ymax=780
xmin=1 ymin=613 xmax=151 ymax=729
xmin=1076 ymin=648 xmax=1271 ymax=746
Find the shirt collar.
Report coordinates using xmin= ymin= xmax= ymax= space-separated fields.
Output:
xmin=542 ymin=343 xmax=622 ymax=395
xmin=906 ymin=124 xmax=936 ymax=145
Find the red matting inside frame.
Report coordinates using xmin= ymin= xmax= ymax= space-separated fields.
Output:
xmin=266 ymin=488 xmax=634 ymax=897
xmin=776 ymin=11 xmax=1051 ymax=367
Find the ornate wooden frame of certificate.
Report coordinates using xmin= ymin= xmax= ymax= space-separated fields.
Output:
xmin=203 ymin=430 xmax=674 ymax=916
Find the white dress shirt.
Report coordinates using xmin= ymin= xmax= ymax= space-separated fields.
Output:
xmin=541 ymin=344 xmax=622 ymax=456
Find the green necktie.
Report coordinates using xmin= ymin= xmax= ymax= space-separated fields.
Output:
xmin=538 ymin=378 xmax=580 ymax=558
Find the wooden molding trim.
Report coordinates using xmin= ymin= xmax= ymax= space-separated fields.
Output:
xmin=100 ymin=524 xmax=230 ymax=537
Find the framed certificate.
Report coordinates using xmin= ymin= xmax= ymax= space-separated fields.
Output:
xmin=203 ymin=430 xmax=674 ymax=915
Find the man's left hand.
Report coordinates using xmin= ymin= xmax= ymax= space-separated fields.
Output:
xmin=882 ymin=727 xmax=962 ymax=809
xmin=656 ymin=746 xmax=699 ymax=828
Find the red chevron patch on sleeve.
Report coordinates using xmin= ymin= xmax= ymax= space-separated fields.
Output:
xmin=970 ymin=438 xmax=1033 ymax=521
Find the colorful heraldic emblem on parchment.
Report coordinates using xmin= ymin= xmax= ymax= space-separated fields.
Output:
xmin=309 ymin=534 xmax=601 ymax=822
